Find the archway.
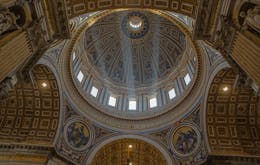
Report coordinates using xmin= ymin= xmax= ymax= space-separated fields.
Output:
xmin=87 ymin=135 xmax=173 ymax=165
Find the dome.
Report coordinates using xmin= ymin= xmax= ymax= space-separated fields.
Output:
xmin=3 ymin=1 xmax=260 ymax=164
xmin=67 ymin=9 xmax=200 ymax=127
xmin=83 ymin=10 xmax=186 ymax=89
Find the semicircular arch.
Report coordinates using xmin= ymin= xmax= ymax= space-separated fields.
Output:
xmin=86 ymin=134 xmax=174 ymax=165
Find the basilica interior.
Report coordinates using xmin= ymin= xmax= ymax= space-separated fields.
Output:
xmin=0 ymin=0 xmax=260 ymax=165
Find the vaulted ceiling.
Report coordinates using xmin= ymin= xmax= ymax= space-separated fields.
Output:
xmin=0 ymin=65 xmax=60 ymax=146
xmin=206 ymin=68 xmax=260 ymax=156
xmin=0 ymin=0 xmax=260 ymax=164
xmin=91 ymin=138 xmax=168 ymax=165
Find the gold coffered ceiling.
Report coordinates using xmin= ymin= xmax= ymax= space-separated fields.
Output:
xmin=91 ymin=138 xmax=168 ymax=165
xmin=65 ymin=0 xmax=198 ymax=19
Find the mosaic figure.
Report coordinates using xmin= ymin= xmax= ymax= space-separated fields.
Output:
xmin=67 ymin=122 xmax=90 ymax=149
xmin=173 ymin=126 xmax=198 ymax=155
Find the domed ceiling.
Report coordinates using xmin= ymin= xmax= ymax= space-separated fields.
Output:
xmin=65 ymin=9 xmax=200 ymax=129
xmin=84 ymin=10 xmax=186 ymax=89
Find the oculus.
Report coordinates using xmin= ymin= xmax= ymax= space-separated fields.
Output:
xmin=121 ymin=12 xmax=149 ymax=39
xmin=128 ymin=16 xmax=143 ymax=31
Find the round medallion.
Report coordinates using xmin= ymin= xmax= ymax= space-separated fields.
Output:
xmin=171 ymin=124 xmax=201 ymax=157
xmin=65 ymin=121 xmax=91 ymax=150
xmin=121 ymin=12 xmax=149 ymax=39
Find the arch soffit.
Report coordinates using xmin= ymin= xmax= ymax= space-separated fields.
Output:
xmin=37 ymin=59 xmax=65 ymax=146
xmin=204 ymin=67 xmax=260 ymax=156
xmin=201 ymin=61 xmax=231 ymax=152
xmin=0 ymin=64 xmax=61 ymax=146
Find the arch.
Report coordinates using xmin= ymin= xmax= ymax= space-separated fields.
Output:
xmin=86 ymin=135 xmax=174 ymax=165
xmin=0 ymin=64 xmax=61 ymax=146
xmin=201 ymin=59 xmax=230 ymax=152
xmin=37 ymin=57 xmax=65 ymax=146
xmin=205 ymin=68 xmax=260 ymax=157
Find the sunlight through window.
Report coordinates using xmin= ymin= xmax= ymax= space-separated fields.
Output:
xmin=184 ymin=73 xmax=191 ymax=85
xmin=90 ymin=86 xmax=99 ymax=97
xmin=168 ymin=88 xmax=176 ymax=100
xmin=77 ymin=71 xmax=84 ymax=83
xmin=129 ymin=99 xmax=137 ymax=110
xmin=108 ymin=96 xmax=117 ymax=107
xmin=149 ymin=97 xmax=157 ymax=108
xmin=72 ymin=52 xmax=76 ymax=61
